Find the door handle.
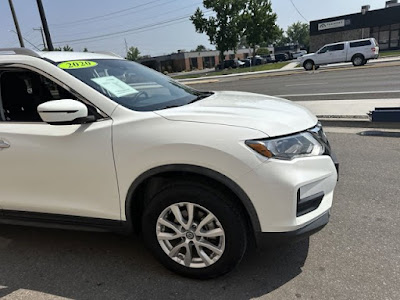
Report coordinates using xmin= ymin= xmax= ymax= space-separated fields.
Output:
xmin=0 ymin=140 xmax=10 ymax=149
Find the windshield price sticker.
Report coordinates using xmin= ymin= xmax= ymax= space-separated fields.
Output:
xmin=91 ymin=76 xmax=139 ymax=97
xmin=58 ymin=61 xmax=98 ymax=69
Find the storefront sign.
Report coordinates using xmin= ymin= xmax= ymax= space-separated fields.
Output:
xmin=318 ymin=19 xmax=345 ymax=31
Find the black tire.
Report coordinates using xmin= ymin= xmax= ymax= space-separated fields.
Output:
xmin=142 ymin=180 xmax=247 ymax=279
xmin=352 ymin=54 xmax=365 ymax=67
xmin=303 ymin=60 xmax=314 ymax=71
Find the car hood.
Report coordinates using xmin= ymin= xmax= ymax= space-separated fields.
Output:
xmin=155 ymin=91 xmax=318 ymax=137
xmin=300 ymin=53 xmax=315 ymax=60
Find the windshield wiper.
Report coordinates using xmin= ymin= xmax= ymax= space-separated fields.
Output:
xmin=188 ymin=92 xmax=213 ymax=104
xmin=161 ymin=92 xmax=213 ymax=110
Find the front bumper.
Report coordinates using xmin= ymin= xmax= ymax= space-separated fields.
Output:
xmin=255 ymin=211 xmax=330 ymax=247
xmin=238 ymin=154 xmax=338 ymax=233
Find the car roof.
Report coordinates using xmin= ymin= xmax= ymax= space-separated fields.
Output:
xmin=0 ymin=48 xmax=122 ymax=63
xmin=326 ymin=38 xmax=373 ymax=46
xmin=39 ymin=51 xmax=122 ymax=62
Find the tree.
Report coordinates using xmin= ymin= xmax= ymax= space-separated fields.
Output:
xmin=195 ymin=44 xmax=207 ymax=52
xmin=191 ymin=1 xmax=246 ymax=61
xmin=83 ymin=47 xmax=88 ymax=52
xmin=273 ymin=27 xmax=287 ymax=46
xmin=286 ymin=22 xmax=310 ymax=49
xmin=256 ymin=47 xmax=270 ymax=55
xmin=241 ymin=0 xmax=280 ymax=56
xmin=126 ymin=46 xmax=141 ymax=61
xmin=63 ymin=45 xmax=73 ymax=51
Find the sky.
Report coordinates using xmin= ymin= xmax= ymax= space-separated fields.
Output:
xmin=0 ymin=0 xmax=389 ymax=57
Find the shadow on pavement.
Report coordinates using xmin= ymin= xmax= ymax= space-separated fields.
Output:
xmin=0 ymin=225 xmax=309 ymax=299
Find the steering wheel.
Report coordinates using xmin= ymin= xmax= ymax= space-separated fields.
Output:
xmin=132 ymin=91 xmax=149 ymax=101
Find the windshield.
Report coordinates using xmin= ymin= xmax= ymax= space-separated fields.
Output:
xmin=58 ymin=59 xmax=211 ymax=111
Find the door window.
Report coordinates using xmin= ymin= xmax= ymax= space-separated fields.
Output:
xmin=328 ymin=44 xmax=345 ymax=51
xmin=318 ymin=46 xmax=328 ymax=54
xmin=0 ymin=69 xmax=92 ymax=122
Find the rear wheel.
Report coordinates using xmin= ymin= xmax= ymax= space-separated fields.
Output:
xmin=142 ymin=181 xmax=247 ymax=279
xmin=352 ymin=55 xmax=365 ymax=66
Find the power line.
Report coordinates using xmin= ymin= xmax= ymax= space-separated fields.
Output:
xmin=53 ymin=11 xmax=213 ymax=47
xmin=54 ymin=10 xmax=211 ymax=45
xmin=53 ymin=2 xmax=202 ymax=39
xmin=289 ymin=0 xmax=308 ymax=23
xmin=9 ymin=30 xmax=41 ymax=50
xmin=50 ymin=0 xmax=173 ymax=28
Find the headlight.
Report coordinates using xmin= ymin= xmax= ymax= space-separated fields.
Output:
xmin=245 ymin=132 xmax=325 ymax=160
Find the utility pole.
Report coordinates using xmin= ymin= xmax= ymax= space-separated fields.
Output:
xmin=8 ymin=0 xmax=24 ymax=47
xmin=33 ymin=27 xmax=47 ymax=50
xmin=36 ymin=0 xmax=54 ymax=51
xmin=124 ymin=39 xmax=129 ymax=54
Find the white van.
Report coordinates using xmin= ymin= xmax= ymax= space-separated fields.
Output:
xmin=300 ymin=38 xmax=379 ymax=71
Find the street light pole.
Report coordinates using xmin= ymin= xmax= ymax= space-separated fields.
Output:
xmin=8 ymin=0 xmax=24 ymax=47
xmin=36 ymin=0 xmax=54 ymax=51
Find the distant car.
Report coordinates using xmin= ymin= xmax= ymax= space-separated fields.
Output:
xmin=274 ymin=53 xmax=289 ymax=62
xmin=292 ymin=51 xmax=307 ymax=59
xmin=261 ymin=54 xmax=275 ymax=63
xmin=299 ymin=38 xmax=379 ymax=71
xmin=215 ymin=59 xmax=244 ymax=70
xmin=247 ymin=55 xmax=266 ymax=65
xmin=241 ymin=58 xmax=252 ymax=67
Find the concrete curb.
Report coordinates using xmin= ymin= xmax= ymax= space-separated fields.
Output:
xmin=319 ymin=118 xmax=400 ymax=129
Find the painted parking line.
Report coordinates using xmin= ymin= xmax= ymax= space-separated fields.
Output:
xmin=285 ymin=82 xmax=327 ymax=87
xmin=0 ymin=288 xmax=71 ymax=299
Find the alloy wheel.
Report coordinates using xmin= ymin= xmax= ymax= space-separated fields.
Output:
xmin=156 ymin=202 xmax=225 ymax=268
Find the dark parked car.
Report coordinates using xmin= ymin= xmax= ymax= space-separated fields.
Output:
xmin=215 ymin=59 xmax=245 ymax=70
xmin=247 ymin=55 xmax=266 ymax=65
xmin=274 ymin=53 xmax=289 ymax=62
xmin=241 ymin=58 xmax=252 ymax=68
xmin=262 ymin=54 xmax=275 ymax=63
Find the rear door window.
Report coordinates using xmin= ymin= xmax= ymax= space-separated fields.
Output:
xmin=350 ymin=40 xmax=372 ymax=48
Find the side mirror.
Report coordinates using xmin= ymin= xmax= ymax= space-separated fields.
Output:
xmin=37 ymin=99 xmax=94 ymax=125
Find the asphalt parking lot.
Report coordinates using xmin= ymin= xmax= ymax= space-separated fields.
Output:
xmin=0 ymin=128 xmax=399 ymax=300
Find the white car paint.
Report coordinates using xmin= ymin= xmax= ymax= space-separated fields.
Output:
xmin=0 ymin=51 xmax=337 ymax=235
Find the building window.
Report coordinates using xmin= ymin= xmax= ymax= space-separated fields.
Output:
xmin=202 ymin=56 xmax=216 ymax=69
xmin=229 ymin=54 xmax=235 ymax=59
xmin=379 ymin=30 xmax=390 ymax=50
xmin=190 ymin=57 xmax=198 ymax=70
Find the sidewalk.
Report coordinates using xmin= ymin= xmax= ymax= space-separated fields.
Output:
xmin=297 ymin=99 xmax=400 ymax=118
xmin=298 ymin=99 xmax=400 ymax=128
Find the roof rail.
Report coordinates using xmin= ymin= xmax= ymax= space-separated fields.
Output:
xmin=0 ymin=48 xmax=41 ymax=58
xmin=94 ymin=51 xmax=122 ymax=58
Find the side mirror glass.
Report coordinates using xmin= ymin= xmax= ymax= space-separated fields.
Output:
xmin=37 ymin=99 xmax=92 ymax=125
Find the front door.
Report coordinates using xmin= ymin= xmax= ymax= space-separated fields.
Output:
xmin=0 ymin=68 xmax=120 ymax=220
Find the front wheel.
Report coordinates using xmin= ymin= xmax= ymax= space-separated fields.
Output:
xmin=303 ymin=60 xmax=315 ymax=71
xmin=142 ymin=181 xmax=247 ymax=279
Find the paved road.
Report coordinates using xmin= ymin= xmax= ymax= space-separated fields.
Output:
xmin=189 ymin=64 xmax=400 ymax=101
xmin=0 ymin=129 xmax=399 ymax=300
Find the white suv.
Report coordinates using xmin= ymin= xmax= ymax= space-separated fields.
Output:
xmin=300 ymin=38 xmax=379 ymax=70
xmin=0 ymin=49 xmax=338 ymax=279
